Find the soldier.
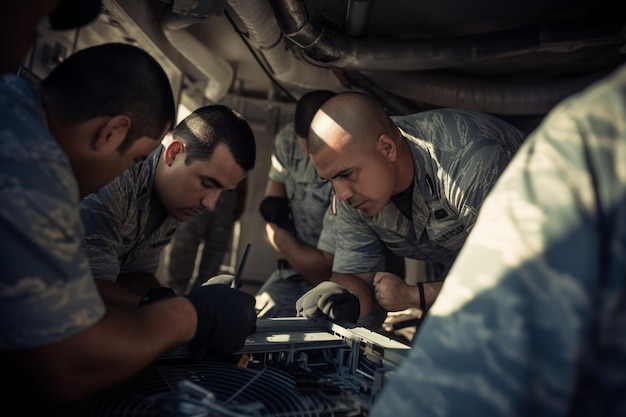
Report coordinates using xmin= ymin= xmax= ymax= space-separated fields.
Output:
xmin=370 ymin=62 xmax=626 ymax=417
xmin=80 ymin=105 xmax=256 ymax=308
xmin=254 ymin=90 xmax=337 ymax=318
xmin=0 ymin=40 xmax=185 ymax=409
xmin=255 ymin=90 xmax=406 ymax=322
xmin=297 ymin=92 xmax=525 ymax=326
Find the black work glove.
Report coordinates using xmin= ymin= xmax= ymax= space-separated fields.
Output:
xmin=258 ymin=196 xmax=293 ymax=231
xmin=138 ymin=287 xmax=176 ymax=307
xmin=295 ymin=281 xmax=360 ymax=324
xmin=184 ymin=284 xmax=257 ymax=360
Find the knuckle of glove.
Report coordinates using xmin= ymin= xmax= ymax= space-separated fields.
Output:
xmin=296 ymin=291 xmax=322 ymax=318
xmin=329 ymin=295 xmax=360 ymax=323
xmin=315 ymin=282 xmax=360 ymax=323
xmin=297 ymin=282 xmax=347 ymax=319
xmin=186 ymin=286 xmax=257 ymax=355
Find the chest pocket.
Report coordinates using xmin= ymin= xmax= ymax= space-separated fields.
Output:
xmin=424 ymin=198 xmax=467 ymax=251
xmin=420 ymin=173 xmax=467 ymax=252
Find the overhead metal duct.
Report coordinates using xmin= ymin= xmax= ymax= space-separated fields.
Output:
xmin=262 ymin=0 xmax=625 ymax=114
xmin=225 ymin=0 xmax=343 ymax=92
xmin=161 ymin=0 xmax=234 ymax=103
xmin=268 ymin=0 xmax=625 ymax=71
xmin=362 ymin=69 xmax=611 ymax=115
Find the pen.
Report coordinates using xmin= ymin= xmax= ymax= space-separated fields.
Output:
xmin=232 ymin=243 xmax=251 ymax=290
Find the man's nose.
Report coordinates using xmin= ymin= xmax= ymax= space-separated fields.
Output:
xmin=201 ymin=191 xmax=221 ymax=211
xmin=332 ymin=181 xmax=352 ymax=202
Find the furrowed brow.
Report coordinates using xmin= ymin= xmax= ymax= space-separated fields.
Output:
xmin=331 ymin=169 xmax=351 ymax=180
xmin=201 ymin=175 xmax=224 ymax=189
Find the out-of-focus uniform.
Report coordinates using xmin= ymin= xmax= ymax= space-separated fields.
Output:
xmin=333 ymin=108 xmax=524 ymax=280
xmin=255 ymin=122 xmax=334 ymax=317
xmin=371 ymin=65 xmax=626 ymax=416
xmin=80 ymin=146 xmax=178 ymax=281
xmin=0 ymin=74 xmax=104 ymax=349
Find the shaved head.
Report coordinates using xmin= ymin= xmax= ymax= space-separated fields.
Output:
xmin=307 ymin=92 xmax=412 ymax=217
xmin=308 ymin=92 xmax=397 ymax=155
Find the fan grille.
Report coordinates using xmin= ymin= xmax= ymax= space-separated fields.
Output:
xmin=75 ymin=362 xmax=362 ymax=417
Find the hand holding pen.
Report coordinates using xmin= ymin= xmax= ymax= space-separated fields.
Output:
xmin=184 ymin=243 xmax=256 ymax=359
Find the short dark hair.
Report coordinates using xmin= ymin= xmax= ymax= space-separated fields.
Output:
xmin=294 ymin=90 xmax=336 ymax=139
xmin=175 ymin=105 xmax=256 ymax=172
xmin=39 ymin=43 xmax=176 ymax=153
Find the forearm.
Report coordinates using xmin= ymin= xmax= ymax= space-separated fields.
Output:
xmin=96 ymin=278 xmax=141 ymax=308
xmin=270 ymin=225 xmax=332 ymax=285
xmin=13 ymin=297 xmax=196 ymax=403
xmin=422 ymin=280 xmax=444 ymax=310
xmin=117 ymin=271 xmax=163 ymax=296
xmin=387 ymin=281 xmax=443 ymax=311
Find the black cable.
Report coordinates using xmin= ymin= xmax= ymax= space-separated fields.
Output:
xmin=417 ymin=282 xmax=426 ymax=311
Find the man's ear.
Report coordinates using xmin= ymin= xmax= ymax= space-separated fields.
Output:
xmin=94 ymin=115 xmax=131 ymax=152
xmin=163 ymin=139 xmax=185 ymax=166
xmin=377 ymin=133 xmax=397 ymax=161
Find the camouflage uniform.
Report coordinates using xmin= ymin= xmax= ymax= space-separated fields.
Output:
xmin=371 ymin=65 xmax=626 ymax=417
xmin=256 ymin=122 xmax=334 ymax=317
xmin=332 ymin=108 xmax=524 ymax=280
xmin=167 ymin=185 xmax=240 ymax=294
xmin=0 ymin=75 xmax=104 ymax=349
xmin=80 ymin=146 xmax=179 ymax=281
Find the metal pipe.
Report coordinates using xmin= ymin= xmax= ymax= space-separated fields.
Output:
xmin=269 ymin=0 xmax=625 ymax=71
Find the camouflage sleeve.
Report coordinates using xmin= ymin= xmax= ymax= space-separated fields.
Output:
xmin=370 ymin=66 xmax=626 ymax=417
xmin=80 ymin=172 xmax=134 ymax=281
xmin=0 ymin=162 xmax=105 ymax=349
xmin=332 ymin=199 xmax=386 ymax=274
xmin=267 ymin=123 xmax=295 ymax=185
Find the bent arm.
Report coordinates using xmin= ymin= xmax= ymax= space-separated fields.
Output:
xmin=96 ymin=272 xmax=165 ymax=308
xmin=117 ymin=271 xmax=163 ymax=296
xmin=266 ymin=223 xmax=333 ymax=285
xmin=263 ymin=179 xmax=334 ymax=283
xmin=9 ymin=297 xmax=196 ymax=404
xmin=262 ymin=179 xmax=288 ymax=245
xmin=95 ymin=278 xmax=141 ymax=308
xmin=264 ymin=179 xmax=286 ymax=199
xmin=373 ymin=272 xmax=443 ymax=311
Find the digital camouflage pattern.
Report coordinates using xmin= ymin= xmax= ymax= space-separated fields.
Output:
xmin=80 ymin=146 xmax=179 ymax=281
xmin=332 ymin=108 xmax=524 ymax=280
xmin=0 ymin=75 xmax=104 ymax=349
xmin=371 ymin=64 xmax=626 ymax=417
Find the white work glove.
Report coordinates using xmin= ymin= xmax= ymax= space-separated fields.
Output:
xmin=295 ymin=281 xmax=360 ymax=323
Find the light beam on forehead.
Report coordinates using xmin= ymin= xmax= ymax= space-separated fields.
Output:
xmin=309 ymin=109 xmax=351 ymax=153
